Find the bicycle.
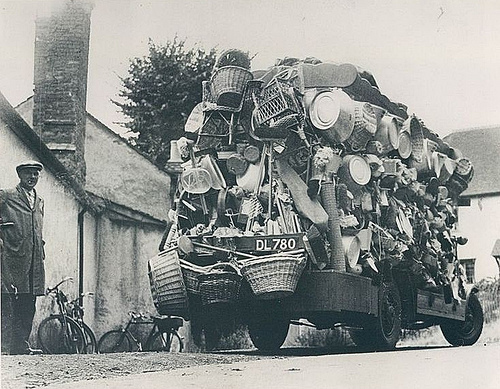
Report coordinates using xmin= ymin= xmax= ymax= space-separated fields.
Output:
xmin=37 ymin=277 xmax=86 ymax=354
xmin=98 ymin=311 xmax=184 ymax=353
xmin=66 ymin=292 xmax=98 ymax=353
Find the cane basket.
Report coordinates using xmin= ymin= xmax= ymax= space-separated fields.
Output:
xmin=179 ymin=259 xmax=207 ymax=295
xmin=254 ymin=78 xmax=301 ymax=128
xmin=198 ymin=263 xmax=242 ymax=305
xmin=148 ymin=248 xmax=189 ymax=317
xmin=238 ymin=252 xmax=307 ymax=300
xmin=211 ymin=66 xmax=253 ymax=108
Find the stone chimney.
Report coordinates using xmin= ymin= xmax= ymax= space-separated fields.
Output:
xmin=33 ymin=0 xmax=93 ymax=185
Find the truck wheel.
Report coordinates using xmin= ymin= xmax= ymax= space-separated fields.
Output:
xmin=248 ymin=316 xmax=289 ymax=352
xmin=350 ymin=282 xmax=401 ymax=350
xmin=440 ymin=293 xmax=483 ymax=346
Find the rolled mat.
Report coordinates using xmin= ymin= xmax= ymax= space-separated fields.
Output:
xmin=320 ymin=182 xmax=346 ymax=271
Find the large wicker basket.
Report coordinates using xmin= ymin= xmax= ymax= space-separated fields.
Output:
xmin=238 ymin=251 xmax=307 ymax=300
xmin=198 ymin=263 xmax=242 ymax=305
xmin=211 ymin=66 xmax=253 ymax=108
xmin=179 ymin=259 xmax=207 ymax=295
xmin=148 ymin=248 xmax=189 ymax=317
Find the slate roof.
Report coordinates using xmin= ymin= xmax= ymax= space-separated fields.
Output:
xmin=444 ymin=126 xmax=500 ymax=197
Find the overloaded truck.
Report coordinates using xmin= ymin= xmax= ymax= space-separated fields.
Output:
xmin=148 ymin=50 xmax=483 ymax=351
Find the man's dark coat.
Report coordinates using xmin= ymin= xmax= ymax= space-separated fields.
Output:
xmin=0 ymin=184 xmax=45 ymax=295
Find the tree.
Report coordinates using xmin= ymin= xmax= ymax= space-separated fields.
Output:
xmin=114 ymin=37 xmax=217 ymax=166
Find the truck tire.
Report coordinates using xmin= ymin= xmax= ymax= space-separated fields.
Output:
xmin=440 ymin=293 xmax=483 ymax=346
xmin=349 ymin=282 xmax=401 ymax=350
xmin=248 ymin=316 xmax=289 ymax=352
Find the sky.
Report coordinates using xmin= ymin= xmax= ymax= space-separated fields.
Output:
xmin=1 ymin=0 xmax=500 ymax=138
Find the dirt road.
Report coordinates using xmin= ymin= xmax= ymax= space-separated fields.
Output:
xmin=3 ymin=344 xmax=499 ymax=389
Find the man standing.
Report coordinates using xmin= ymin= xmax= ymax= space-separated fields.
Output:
xmin=1 ymin=161 xmax=45 ymax=354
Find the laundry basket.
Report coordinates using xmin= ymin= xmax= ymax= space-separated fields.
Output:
xmin=238 ymin=251 xmax=307 ymax=300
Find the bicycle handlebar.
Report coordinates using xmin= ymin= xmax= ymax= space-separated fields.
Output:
xmin=46 ymin=276 xmax=74 ymax=294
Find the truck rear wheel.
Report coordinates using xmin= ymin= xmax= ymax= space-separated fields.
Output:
xmin=349 ymin=282 xmax=401 ymax=350
xmin=440 ymin=293 xmax=483 ymax=346
xmin=248 ymin=316 xmax=289 ymax=352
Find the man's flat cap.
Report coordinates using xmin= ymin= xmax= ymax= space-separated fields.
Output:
xmin=16 ymin=160 xmax=44 ymax=173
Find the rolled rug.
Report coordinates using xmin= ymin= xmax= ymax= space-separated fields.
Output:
xmin=320 ymin=181 xmax=346 ymax=271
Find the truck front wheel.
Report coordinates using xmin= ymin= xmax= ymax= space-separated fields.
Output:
xmin=349 ymin=282 xmax=401 ymax=350
xmin=440 ymin=293 xmax=483 ymax=346
xmin=248 ymin=316 xmax=289 ymax=352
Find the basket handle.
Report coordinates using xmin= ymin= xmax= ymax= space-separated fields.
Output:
xmin=238 ymin=252 xmax=306 ymax=267
xmin=205 ymin=261 xmax=241 ymax=275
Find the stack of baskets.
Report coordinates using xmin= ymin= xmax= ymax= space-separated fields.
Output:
xmin=238 ymin=250 xmax=307 ymax=300
xmin=148 ymin=247 xmax=189 ymax=317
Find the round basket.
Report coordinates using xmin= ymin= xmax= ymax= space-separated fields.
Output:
xmin=148 ymin=248 xmax=189 ymax=317
xmin=239 ymin=252 xmax=307 ymax=300
xmin=402 ymin=116 xmax=424 ymax=163
xmin=211 ymin=66 xmax=253 ymax=108
xmin=198 ymin=263 xmax=242 ymax=305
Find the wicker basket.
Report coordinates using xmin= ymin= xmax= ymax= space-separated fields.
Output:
xmin=402 ymin=116 xmax=424 ymax=163
xmin=238 ymin=252 xmax=307 ymax=300
xmin=179 ymin=259 xmax=207 ymax=295
xmin=346 ymin=102 xmax=377 ymax=152
xmin=198 ymin=263 xmax=242 ymax=305
xmin=254 ymin=78 xmax=301 ymax=127
xmin=211 ymin=66 xmax=253 ymax=108
xmin=148 ymin=248 xmax=189 ymax=317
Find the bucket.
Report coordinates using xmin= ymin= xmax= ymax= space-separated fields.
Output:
xmin=304 ymin=89 xmax=355 ymax=144
xmin=356 ymin=228 xmax=373 ymax=251
xmin=200 ymin=155 xmax=227 ymax=190
xmin=374 ymin=114 xmax=400 ymax=154
xmin=342 ymin=235 xmax=361 ymax=268
xmin=432 ymin=152 xmax=456 ymax=183
xmin=338 ymin=155 xmax=371 ymax=194
xmin=397 ymin=130 xmax=412 ymax=159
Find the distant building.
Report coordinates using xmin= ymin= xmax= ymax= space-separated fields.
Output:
xmin=1 ymin=0 xmax=172 ymax=341
xmin=444 ymin=126 xmax=500 ymax=281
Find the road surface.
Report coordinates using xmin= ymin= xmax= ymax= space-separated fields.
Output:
xmin=42 ymin=344 xmax=500 ymax=389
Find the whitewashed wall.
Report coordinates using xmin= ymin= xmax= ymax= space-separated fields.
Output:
xmin=0 ymin=124 xmax=97 ymax=338
xmin=456 ymin=196 xmax=500 ymax=280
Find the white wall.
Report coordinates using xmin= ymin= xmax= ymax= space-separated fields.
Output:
xmin=456 ymin=195 xmax=500 ymax=280
xmin=1 ymin=123 xmax=98 ymax=337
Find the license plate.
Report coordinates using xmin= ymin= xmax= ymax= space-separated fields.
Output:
xmin=235 ymin=234 xmax=304 ymax=252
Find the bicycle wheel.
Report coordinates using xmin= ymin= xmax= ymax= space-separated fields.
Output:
xmin=146 ymin=330 xmax=183 ymax=352
xmin=38 ymin=315 xmax=86 ymax=354
xmin=98 ymin=330 xmax=133 ymax=353
xmin=81 ymin=323 xmax=98 ymax=353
